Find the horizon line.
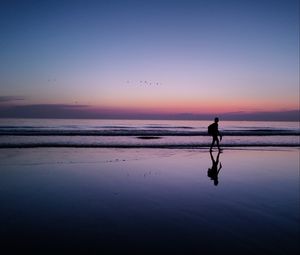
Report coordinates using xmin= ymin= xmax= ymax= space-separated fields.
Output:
xmin=0 ymin=104 xmax=298 ymax=121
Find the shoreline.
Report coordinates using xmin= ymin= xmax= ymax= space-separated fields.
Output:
xmin=0 ymin=144 xmax=299 ymax=149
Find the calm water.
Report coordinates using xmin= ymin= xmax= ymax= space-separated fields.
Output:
xmin=0 ymin=148 xmax=299 ymax=254
xmin=0 ymin=118 xmax=299 ymax=148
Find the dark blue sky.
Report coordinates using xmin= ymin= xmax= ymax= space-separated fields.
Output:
xmin=0 ymin=0 xmax=298 ymax=119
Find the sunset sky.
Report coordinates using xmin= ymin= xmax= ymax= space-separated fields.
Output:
xmin=0 ymin=0 xmax=299 ymax=119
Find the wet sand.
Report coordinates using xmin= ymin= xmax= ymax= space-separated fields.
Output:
xmin=0 ymin=148 xmax=299 ymax=254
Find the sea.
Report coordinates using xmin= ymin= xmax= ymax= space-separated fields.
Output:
xmin=0 ymin=118 xmax=299 ymax=148
xmin=1 ymin=118 xmax=299 ymax=254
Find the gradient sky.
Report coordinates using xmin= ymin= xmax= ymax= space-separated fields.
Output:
xmin=0 ymin=0 xmax=299 ymax=118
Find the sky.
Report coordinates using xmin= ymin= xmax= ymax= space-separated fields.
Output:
xmin=0 ymin=0 xmax=299 ymax=120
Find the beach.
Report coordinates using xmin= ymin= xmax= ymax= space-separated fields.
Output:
xmin=0 ymin=147 xmax=299 ymax=254
xmin=1 ymin=0 xmax=299 ymax=254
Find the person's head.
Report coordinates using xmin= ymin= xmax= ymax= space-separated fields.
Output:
xmin=214 ymin=117 xmax=219 ymax=123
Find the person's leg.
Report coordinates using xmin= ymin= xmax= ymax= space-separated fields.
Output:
xmin=216 ymin=137 xmax=220 ymax=150
xmin=209 ymin=139 xmax=214 ymax=151
xmin=210 ymin=137 xmax=216 ymax=151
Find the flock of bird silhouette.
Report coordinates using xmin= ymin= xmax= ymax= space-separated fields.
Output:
xmin=125 ymin=80 xmax=162 ymax=86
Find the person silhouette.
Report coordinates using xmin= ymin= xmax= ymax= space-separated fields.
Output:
xmin=207 ymin=151 xmax=222 ymax=186
xmin=208 ymin=117 xmax=222 ymax=152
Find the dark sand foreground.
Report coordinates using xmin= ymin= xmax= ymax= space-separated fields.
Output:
xmin=0 ymin=148 xmax=299 ymax=255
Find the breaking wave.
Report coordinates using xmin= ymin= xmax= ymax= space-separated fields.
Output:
xmin=0 ymin=120 xmax=299 ymax=148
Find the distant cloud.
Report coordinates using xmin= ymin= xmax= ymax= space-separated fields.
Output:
xmin=0 ymin=96 xmax=26 ymax=103
xmin=221 ymin=110 xmax=300 ymax=122
xmin=13 ymin=104 xmax=89 ymax=109
xmin=0 ymin=104 xmax=298 ymax=121
xmin=0 ymin=104 xmax=92 ymax=119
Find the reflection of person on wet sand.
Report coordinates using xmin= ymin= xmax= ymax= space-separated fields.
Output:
xmin=207 ymin=151 xmax=222 ymax=186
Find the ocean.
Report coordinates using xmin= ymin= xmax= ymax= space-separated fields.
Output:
xmin=0 ymin=118 xmax=299 ymax=148
xmin=0 ymin=118 xmax=299 ymax=254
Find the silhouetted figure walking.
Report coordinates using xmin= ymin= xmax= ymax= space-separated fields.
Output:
xmin=207 ymin=151 xmax=222 ymax=186
xmin=208 ymin=117 xmax=222 ymax=152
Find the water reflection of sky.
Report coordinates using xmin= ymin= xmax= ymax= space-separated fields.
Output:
xmin=0 ymin=148 xmax=299 ymax=254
